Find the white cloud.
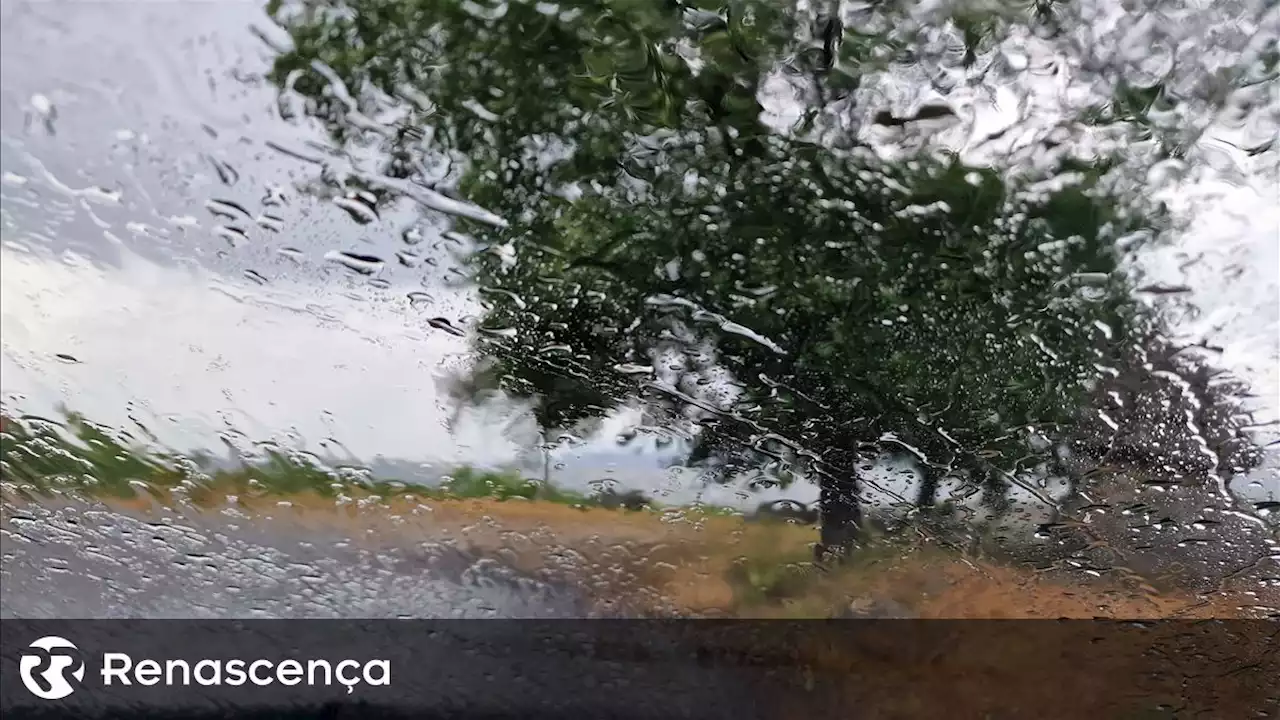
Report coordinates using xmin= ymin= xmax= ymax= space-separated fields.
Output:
xmin=0 ymin=246 xmax=520 ymax=466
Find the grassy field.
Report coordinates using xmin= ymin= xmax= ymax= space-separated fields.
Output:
xmin=2 ymin=410 xmax=1275 ymax=619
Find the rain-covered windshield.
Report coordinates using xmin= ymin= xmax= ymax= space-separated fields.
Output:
xmin=2 ymin=0 xmax=1277 ymax=623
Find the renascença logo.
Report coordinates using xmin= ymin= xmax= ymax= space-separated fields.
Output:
xmin=15 ymin=636 xmax=391 ymax=699
xmin=19 ymin=636 xmax=86 ymax=700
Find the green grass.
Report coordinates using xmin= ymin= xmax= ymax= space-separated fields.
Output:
xmin=719 ymin=520 xmax=928 ymax=613
xmin=437 ymin=465 xmax=590 ymax=505
xmin=726 ymin=548 xmax=821 ymax=606
xmin=0 ymin=409 xmax=733 ymax=515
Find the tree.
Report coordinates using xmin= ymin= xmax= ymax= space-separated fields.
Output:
xmin=264 ymin=0 xmax=1267 ymax=558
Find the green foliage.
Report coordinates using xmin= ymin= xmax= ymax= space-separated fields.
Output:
xmin=0 ymin=411 xmax=183 ymax=499
xmin=727 ymin=551 xmax=818 ymax=606
xmin=441 ymin=465 xmax=591 ymax=504
xmin=0 ymin=410 xmax=654 ymax=511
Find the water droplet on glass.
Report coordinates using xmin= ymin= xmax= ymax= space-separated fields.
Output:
xmin=324 ymin=250 xmax=384 ymax=276
xmin=427 ymin=317 xmax=467 ymax=337
xmin=205 ymin=156 xmax=240 ymax=186
xmin=28 ymin=93 xmax=56 ymax=134
xmin=613 ymin=363 xmax=654 ymax=375
xmin=214 ymin=225 xmax=249 ymax=246
xmin=205 ymin=199 xmax=252 ymax=222
xmin=333 ymin=193 xmax=380 ymax=225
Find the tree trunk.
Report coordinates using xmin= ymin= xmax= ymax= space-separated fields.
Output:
xmin=815 ymin=471 xmax=863 ymax=562
xmin=916 ymin=464 xmax=941 ymax=512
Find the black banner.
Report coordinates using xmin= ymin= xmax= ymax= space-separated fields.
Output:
xmin=2 ymin=620 xmax=1276 ymax=718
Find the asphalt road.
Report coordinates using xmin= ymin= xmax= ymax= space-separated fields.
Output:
xmin=0 ymin=500 xmax=592 ymax=619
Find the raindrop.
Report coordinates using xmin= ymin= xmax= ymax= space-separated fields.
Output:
xmin=214 ymin=225 xmax=249 ymax=246
xmin=54 ymin=353 xmax=80 ymax=364
xmin=205 ymin=199 xmax=252 ymax=221
xmin=256 ymin=214 xmax=285 ymax=233
xmin=1067 ymin=272 xmax=1110 ymax=286
xmin=30 ymin=93 xmax=53 ymax=116
xmin=477 ymin=287 xmax=526 ymax=310
xmin=261 ymin=185 xmax=288 ymax=207
xmin=1135 ymin=284 xmax=1194 ymax=296
xmin=324 ymin=250 xmax=384 ymax=275
xmin=872 ymin=104 xmax=955 ymax=127
xmin=427 ymin=317 xmax=467 ymax=337
xmin=402 ymin=226 xmax=425 ymax=245
xmin=205 ymin=156 xmax=240 ymax=186
xmin=27 ymin=93 xmax=56 ymax=134
xmin=407 ymin=291 xmax=434 ymax=308
xmin=333 ymin=193 xmax=380 ymax=224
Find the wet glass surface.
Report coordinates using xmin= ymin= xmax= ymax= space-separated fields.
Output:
xmin=2 ymin=0 xmax=1278 ymax=620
